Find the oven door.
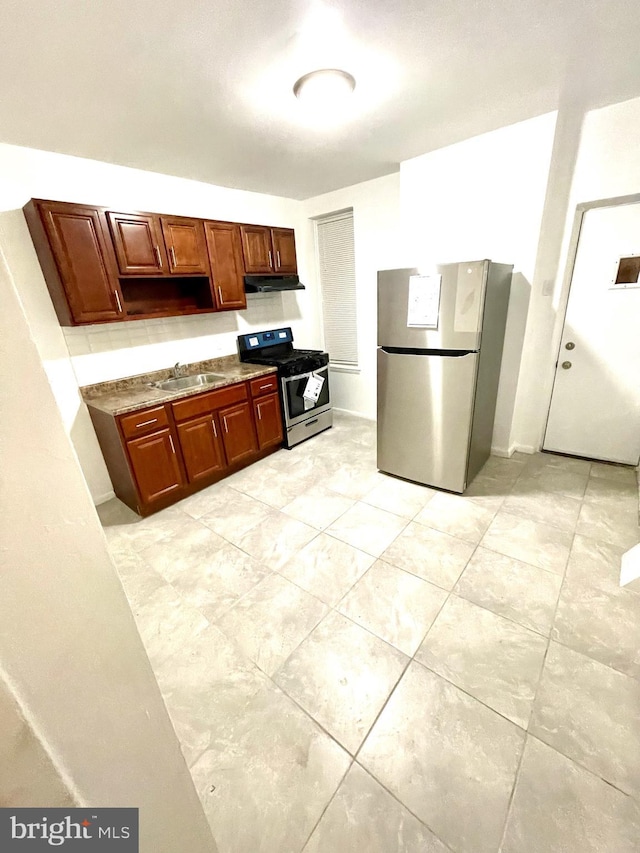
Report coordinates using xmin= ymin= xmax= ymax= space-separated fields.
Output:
xmin=282 ymin=366 xmax=331 ymax=426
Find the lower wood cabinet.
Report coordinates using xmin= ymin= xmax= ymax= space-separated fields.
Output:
xmin=88 ymin=375 xmax=283 ymax=515
xmin=126 ymin=428 xmax=185 ymax=505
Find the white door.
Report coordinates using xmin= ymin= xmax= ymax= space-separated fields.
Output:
xmin=544 ymin=203 xmax=640 ymax=465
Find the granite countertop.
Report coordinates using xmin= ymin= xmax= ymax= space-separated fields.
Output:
xmin=81 ymin=354 xmax=277 ymax=416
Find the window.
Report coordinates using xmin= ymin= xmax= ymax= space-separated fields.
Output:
xmin=315 ymin=210 xmax=358 ymax=368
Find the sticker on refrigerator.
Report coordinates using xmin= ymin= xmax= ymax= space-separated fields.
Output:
xmin=454 ymin=265 xmax=482 ymax=332
xmin=303 ymin=373 xmax=324 ymax=410
xmin=407 ymin=275 xmax=441 ymax=328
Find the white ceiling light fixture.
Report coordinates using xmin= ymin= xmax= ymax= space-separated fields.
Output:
xmin=293 ymin=68 xmax=356 ymax=109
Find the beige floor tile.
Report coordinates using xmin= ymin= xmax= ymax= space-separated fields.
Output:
xmin=215 ymin=574 xmax=328 ymax=676
xmin=338 ymin=560 xmax=447 ymax=655
xmin=281 ymin=484 xmax=355 ymax=530
xmin=324 ymin=463 xmax=383 ymax=500
xmin=278 ymin=533 xmax=374 ymax=607
xmin=381 ymin=521 xmax=475 ymax=590
xmin=233 ymin=512 xmax=318 ymax=570
xmin=416 ymin=595 xmax=547 ymax=728
xmin=552 ymin=575 xmax=640 ymax=680
xmin=228 ymin=463 xmax=319 ymax=509
xmin=109 ymin=549 xmax=168 ymax=610
xmin=502 ymin=737 xmax=640 ymax=853
xmin=564 ymin=534 xmax=634 ymax=596
xmin=480 ymin=511 xmax=573 ymax=575
xmin=140 ymin=521 xmax=230 ymax=583
xmin=198 ymin=489 xmax=276 ymax=542
xmin=131 ymin=584 xmax=209 ymax=667
xmin=530 ymin=643 xmax=640 ymax=797
xmin=583 ymin=475 xmax=639 ymax=507
xmin=154 ymin=625 xmax=270 ymax=767
xmin=275 ymin=611 xmax=407 ymax=754
xmin=503 ymin=489 xmax=581 ymax=532
xmin=414 ymin=491 xmax=496 ymax=542
xmin=169 ymin=541 xmax=271 ymax=622
xmin=512 ymin=466 xmax=589 ymax=501
xmin=104 ymin=506 xmax=190 ymax=553
xmin=523 ymin=451 xmax=592 ymax=476
xmin=575 ymin=502 xmax=639 ymax=550
xmin=361 ymin=474 xmax=435 ymax=519
xmin=326 ymin=501 xmax=408 ymax=557
xmin=359 ymin=662 xmax=525 ymax=853
xmin=455 ymin=546 xmax=562 ymax=635
xmin=590 ymin=461 xmax=638 ymax=485
xmin=190 ymin=682 xmax=350 ymax=853
xmin=302 ymin=763 xmax=449 ymax=853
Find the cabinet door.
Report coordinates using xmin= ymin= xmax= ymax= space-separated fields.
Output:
xmin=240 ymin=225 xmax=274 ymax=274
xmin=160 ymin=216 xmax=209 ymax=275
xmin=126 ymin=428 xmax=184 ymax=505
xmin=271 ymin=228 xmax=297 ymax=274
xmin=107 ymin=212 xmax=166 ymax=275
xmin=37 ymin=202 xmax=123 ymax=324
xmin=205 ymin=221 xmax=247 ymax=310
xmin=219 ymin=401 xmax=258 ymax=465
xmin=254 ymin=393 xmax=283 ymax=449
xmin=177 ymin=414 xmax=226 ymax=482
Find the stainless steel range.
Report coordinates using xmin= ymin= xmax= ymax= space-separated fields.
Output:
xmin=237 ymin=327 xmax=332 ymax=448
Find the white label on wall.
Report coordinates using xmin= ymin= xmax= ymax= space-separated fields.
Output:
xmin=407 ymin=274 xmax=441 ymax=328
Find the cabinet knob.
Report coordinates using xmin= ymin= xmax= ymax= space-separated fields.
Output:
xmin=561 ymin=361 xmax=572 ymax=370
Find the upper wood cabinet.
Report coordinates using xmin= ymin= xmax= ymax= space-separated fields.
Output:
xmin=272 ymin=228 xmax=297 ymax=273
xmin=240 ymin=225 xmax=298 ymax=275
xmin=160 ymin=216 xmax=209 ymax=275
xmin=24 ymin=197 xmax=299 ymax=326
xmin=240 ymin=225 xmax=274 ymax=274
xmin=205 ymin=221 xmax=246 ymax=310
xmin=107 ymin=211 xmax=167 ymax=275
xmin=23 ymin=200 xmax=124 ymax=325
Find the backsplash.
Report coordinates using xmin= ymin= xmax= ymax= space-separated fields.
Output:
xmin=64 ymin=293 xmax=306 ymax=386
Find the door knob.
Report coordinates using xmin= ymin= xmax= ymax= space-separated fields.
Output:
xmin=565 ymin=341 xmax=575 ymax=350
xmin=561 ymin=361 xmax=572 ymax=369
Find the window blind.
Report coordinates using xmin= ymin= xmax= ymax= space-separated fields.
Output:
xmin=316 ymin=211 xmax=358 ymax=367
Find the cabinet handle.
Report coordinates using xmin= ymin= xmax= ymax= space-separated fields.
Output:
xmin=276 ymin=250 xmax=281 ymax=268
xmin=169 ymin=246 xmax=176 ymax=267
xmin=136 ymin=418 xmax=158 ymax=428
xmin=212 ymin=419 xmax=218 ymax=439
xmin=217 ymin=285 xmax=224 ymax=305
xmin=154 ymin=246 xmax=162 ymax=268
xmin=222 ymin=416 xmax=229 ymax=433
xmin=114 ymin=290 xmax=122 ymax=313
xmin=259 ymin=384 xmax=271 ymax=391
xmin=268 ymin=249 xmax=272 ymax=267
xmin=169 ymin=435 xmax=176 ymax=454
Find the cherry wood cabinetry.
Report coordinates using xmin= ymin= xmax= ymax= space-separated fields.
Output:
xmin=219 ymin=401 xmax=258 ymax=464
xmin=24 ymin=197 xmax=297 ymax=326
xmin=204 ymin=221 xmax=246 ymax=310
xmin=271 ymin=228 xmax=298 ymax=274
xmin=249 ymin=374 xmax=283 ymax=450
xmin=126 ymin=428 xmax=185 ymax=505
xmin=240 ymin=225 xmax=298 ymax=275
xmin=23 ymin=200 xmax=124 ymax=325
xmin=160 ymin=216 xmax=209 ymax=275
xmin=176 ymin=413 xmax=226 ymax=482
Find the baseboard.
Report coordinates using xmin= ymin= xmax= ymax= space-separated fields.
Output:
xmin=333 ymin=407 xmax=376 ymax=422
xmin=94 ymin=490 xmax=116 ymax=506
xmin=490 ymin=443 xmax=537 ymax=458
xmin=512 ymin=444 xmax=537 ymax=455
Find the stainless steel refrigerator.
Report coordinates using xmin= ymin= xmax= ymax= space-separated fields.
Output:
xmin=377 ymin=260 xmax=513 ymax=492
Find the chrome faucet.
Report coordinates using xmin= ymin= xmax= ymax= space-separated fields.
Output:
xmin=172 ymin=361 xmax=185 ymax=379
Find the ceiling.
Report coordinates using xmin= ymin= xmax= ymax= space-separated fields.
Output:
xmin=1 ymin=0 xmax=640 ymax=199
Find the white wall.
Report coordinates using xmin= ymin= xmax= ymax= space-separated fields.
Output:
xmin=0 ymin=247 xmax=216 ymax=852
xmin=301 ymin=172 xmax=404 ymax=418
xmin=400 ymin=113 xmax=558 ymax=454
xmin=0 ymin=143 xmax=314 ymax=501
xmin=512 ymin=95 xmax=640 ymax=452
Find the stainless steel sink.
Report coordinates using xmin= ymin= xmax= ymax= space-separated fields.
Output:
xmin=153 ymin=373 xmax=225 ymax=392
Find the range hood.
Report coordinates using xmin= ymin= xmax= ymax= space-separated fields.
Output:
xmin=244 ymin=274 xmax=305 ymax=293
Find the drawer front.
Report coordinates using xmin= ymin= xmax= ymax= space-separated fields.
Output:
xmin=119 ymin=405 xmax=169 ymax=439
xmin=172 ymin=382 xmax=247 ymax=422
xmin=249 ymin=373 xmax=279 ymax=397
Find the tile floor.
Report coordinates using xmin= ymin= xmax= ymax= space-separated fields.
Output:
xmin=98 ymin=412 xmax=640 ymax=853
